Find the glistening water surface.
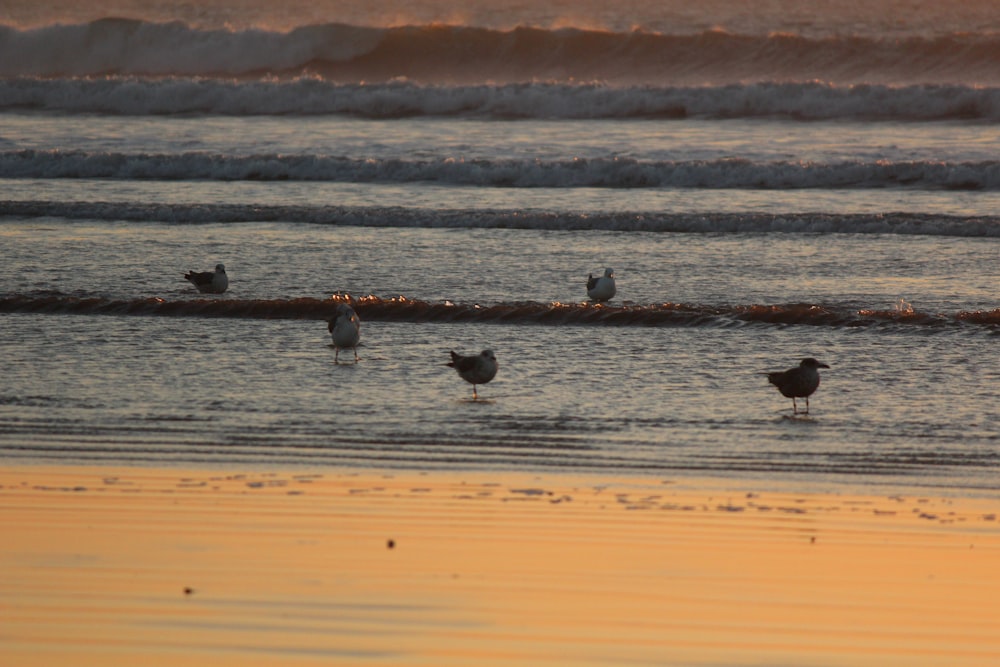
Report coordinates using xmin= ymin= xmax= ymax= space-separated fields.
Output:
xmin=3 ymin=312 xmax=997 ymax=490
xmin=1 ymin=223 xmax=997 ymax=493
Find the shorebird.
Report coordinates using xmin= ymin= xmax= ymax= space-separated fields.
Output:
xmin=447 ymin=349 xmax=498 ymax=400
xmin=766 ymin=357 xmax=830 ymax=415
xmin=587 ymin=267 xmax=616 ymax=302
xmin=328 ymin=305 xmax=361 ymax=363
xmin=184 ymin=263 xmax=228 ymax=294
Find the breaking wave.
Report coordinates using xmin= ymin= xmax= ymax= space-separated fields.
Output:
xmin=2 ymin=294 xmax=997 ymax=331
xmin=4 ymin=152 xmax=1000 ymax=191
xmin=4 ymin=78 xmax=1000 ymax=121
xmin=3 ymin=20 xmax=1000 ymax=85
xmin=3 ymin=201 xmax=999 ymax=237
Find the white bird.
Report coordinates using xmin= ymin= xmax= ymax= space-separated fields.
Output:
xmin=766 ymin=357 xmax=830 ymax=414
xmin=447 ymin=349 xmax=498 ymax=400
xmin=184 ymin=263 xmax=228 ymax=294
xmin=587 ymin=267 xmax=616 ymax=302
xmin=328 ymin=305 xmax=361 ymax=363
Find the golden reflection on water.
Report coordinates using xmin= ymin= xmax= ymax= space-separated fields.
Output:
xmin=2 ymin=466 xmax=999 ymax=666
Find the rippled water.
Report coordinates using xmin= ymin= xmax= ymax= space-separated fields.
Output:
xmin=3 ymin=311 xmax=998 ymax=490
xmin=1 ymin=222 xmax=997 ymax=493
xmin=3 ymin=221 xmax=997 ymax=310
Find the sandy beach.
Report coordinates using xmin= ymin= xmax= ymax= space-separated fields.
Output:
xmin=1 ymin=465 xmax=998 ymax=666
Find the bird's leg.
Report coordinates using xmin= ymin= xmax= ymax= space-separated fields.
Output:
xmin=472 ymin=386 xmax=479 ymax=400
xmin=804 ymin=396 xmax=810 ymax=414
xmin=353 ymin=347 xmax=359 ymax=363
xmin=792 ymin=397 xmax=798 ymax=414
xmin=335 ymin=349 xmax=340 ymax=364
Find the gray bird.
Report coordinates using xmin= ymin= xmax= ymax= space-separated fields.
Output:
xmin=586 ymin=267 xmax=616 ymax=302
xmin=447 ymin=349 xmax=498 ymax=400
xmin=328 ymin=305 xmax=361 ymax=363
xmin=184 ymin=263 xmax=228 ymax=294
xmin=766 ymin=357 xmax=830 ymax=414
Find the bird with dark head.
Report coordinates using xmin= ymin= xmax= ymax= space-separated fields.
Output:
xmin=766 ymin=357 xmax=830 ymax=415
xmin=447 ymin=349 xmax=498 ymax=400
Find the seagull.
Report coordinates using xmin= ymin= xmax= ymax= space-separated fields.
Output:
xmin=447 ymin=349 xmax=498 ymax=400
xmin=328 ymin=305 xmax=361 ymax=363
xmin=184 ymin=263 xmax=228 ymax=294
xmin=587 ymin=267 xmax=616 ymax=302
xmin=766 ymin=357 xmax=830 ymax=415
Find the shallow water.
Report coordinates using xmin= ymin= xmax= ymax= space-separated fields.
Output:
xmin=2 ymin=224 xmax=998 ymax=493
xmin=2 ymin=194 xmax=999 ymax=495
xmin=1 ymin=220 xmax=997 ymax=311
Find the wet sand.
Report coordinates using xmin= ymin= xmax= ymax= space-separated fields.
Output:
xmin=2 ymin=465 xmax=999 ymax=666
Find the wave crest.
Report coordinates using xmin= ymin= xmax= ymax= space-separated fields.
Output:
xmin=5 ymin=78 xmax=1000 ymax=121
xmin=3 ymin=202 xmax=998 ymax=237
xmin=3 ymin=21 xmax=1000 ymax=84
xmin=2 ymin=294 xmax=997 ymax=331
xmin=4 ymin=151 xmax=1000 ymax=191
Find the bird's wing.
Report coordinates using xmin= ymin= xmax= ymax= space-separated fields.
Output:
xmin=766 ymin=370 xmax=788 ymax=386
xmin=185 ymin=271 xmax=212 ymax=284
xmin=450 ymin=354 xmax=478 ymax=372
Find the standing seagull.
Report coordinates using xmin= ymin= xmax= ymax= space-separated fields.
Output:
xmin=184 ymin=263 xmax=228 ymax=294
xmin=766 ymin=357 xmax=830 ymax=415
xmin=328 ymin=305 xmax=361 ymax=363
xmin=587 ymin=268 xmax=616 ymax=302
xmin=447 ymin=349 xmax=498 ymax=400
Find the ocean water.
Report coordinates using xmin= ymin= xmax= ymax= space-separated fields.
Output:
xmin=1 ymin=0 xmax=998 ymax=494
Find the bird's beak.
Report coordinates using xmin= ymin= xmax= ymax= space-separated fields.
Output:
xmin=819 ymin=363 xmax=831 ymax=368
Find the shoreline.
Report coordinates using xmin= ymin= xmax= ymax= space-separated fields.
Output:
xmin=3 ymin=464 xmax=999 ymax=666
